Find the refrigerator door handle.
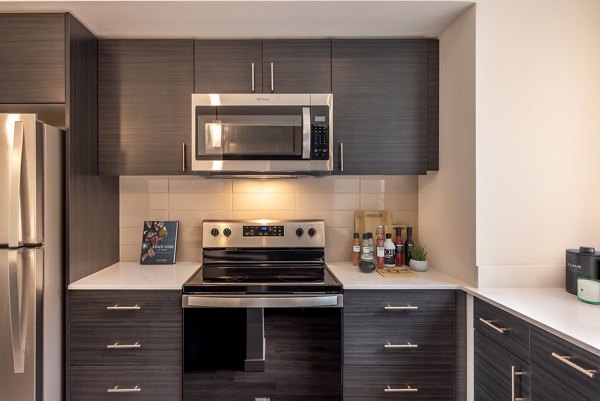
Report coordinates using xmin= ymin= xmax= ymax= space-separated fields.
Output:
xmin=9 ymin=120 xmax=24 ymax=248
xmin=8 ymin=251 xmax=25 ymax=373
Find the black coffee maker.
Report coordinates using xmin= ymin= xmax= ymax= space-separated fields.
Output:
xmin=565 ymin=247 xmax=600 ymax=295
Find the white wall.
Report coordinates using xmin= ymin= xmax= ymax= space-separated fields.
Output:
xmin=475 ymin=0 xmax=600 ymax=271
xmin=419 ymin=5 xmax=477 ymax=285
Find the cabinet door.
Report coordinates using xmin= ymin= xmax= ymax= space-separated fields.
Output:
xmin=194 ymin=40 xmax=262 ymax=93
xmin=332 ymin=40 xmax=434 ymax=175
xmin=98 ymin=40 xmax=193 ymax=175
xmin=474 ymin=331 xmax=530 ymax=401
xmin=0 ymin=14 xmax=65 ymax=103
xmin=262 ymin=40 xmax=331 ymax=93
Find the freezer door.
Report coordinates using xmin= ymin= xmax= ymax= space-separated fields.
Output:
xmin=0 ymin=114 xmax=44 ymax=247
xmin=0 ymin=248 xmax=42 ymax=401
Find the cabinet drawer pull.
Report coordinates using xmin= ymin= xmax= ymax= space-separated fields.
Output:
xmin=385 ymin=341 xmax=418 ymax=349
xmin=107 ymin=385 xmax=141 ymax=393
xmin=479 ymin=318 xmax=508 ymax=334
xmin=182 ymin=142 xmax=186 ymax=172
xmin=384 ymin=385 xmax=418 ymax=393
xmin=551 ymin=353 xmax=597 ymax=378
xmin=106 ymin=304 xmax=141 ymax=311
xmin=106 ymin=342 xmax=141 ymax=349
xmin=385 ymin=304 xmax=418 ymax=311
xmin=340 ymin=142 xmax=344 ymax=172
xmin=251 ymin=62 xmax=255 ymax=93
xmin=511 ymin=365 xmax=527 ymax=401
xmin=270 ymin=62 xmax=274 ymax=92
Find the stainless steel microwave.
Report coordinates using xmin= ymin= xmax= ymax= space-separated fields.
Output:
xmin=191 ymin=93 xmax=333 ymax=176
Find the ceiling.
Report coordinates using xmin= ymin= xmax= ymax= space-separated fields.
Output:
xmin=0 ymin=1 xmax=473 ymax=39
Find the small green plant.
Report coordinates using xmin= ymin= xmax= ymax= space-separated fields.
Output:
xmin=411 ymin=243 xmax=428 ymax=261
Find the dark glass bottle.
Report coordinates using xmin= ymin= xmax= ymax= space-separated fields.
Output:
xmin=404 ymin=227 xmax=414 ymax=266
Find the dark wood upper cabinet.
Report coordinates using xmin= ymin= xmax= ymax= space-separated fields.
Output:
xmin=0 ymin=14 xmax=65 ymax=103
xmin=98 ymin=40 xmax=194 ymax=175
xmin=262 ymin=40 xmax=331 ymax=93
xmin=332 ymin=39 xmax=438 ymax=175
xmin=194 ymin=40 xmax=262 ymax=93
xmin=194 ymin=39 xmax=331 ymax=94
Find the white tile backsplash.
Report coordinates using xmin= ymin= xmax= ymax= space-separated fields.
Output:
xmin=119 ymin=176 xmax=418 ymax=262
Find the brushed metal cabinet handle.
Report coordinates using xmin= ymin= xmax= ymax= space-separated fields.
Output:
xmin=384 ymin=385 xmax=418 ymax=393
xmin=339 ymin=142 xmax=344 ymax=172
xmin=511 ymin=365 xmax=527 ymax=401
xmin=106 ymin=304 xmax=141 ymax=311
xmin=270 ymin=62 xmax=274 ymax=92
xmin=107 ymin=385 xmax=141 ymax=393
xmin=479 ymin=318 xmax=508 ymax=334
xmin=106 ymin=342 xmax=141 ymax=349
xmin=384 ymin=341 xmax=418 ymax=349
xmin=384 ymin=304 xmax=419 ymax=311
xmin=551 ymin=353 xmax=597 ymax=378
xmin=182 ymin=142 xmax=186 ymax=172
xmin=251 ymin=62 xmax=255 ymax=92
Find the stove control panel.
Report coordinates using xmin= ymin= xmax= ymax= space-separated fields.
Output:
xmin=243 ymin=225 xmax=284 ymax=237
xmin=202 ymin=220 xmax=324 ymax=248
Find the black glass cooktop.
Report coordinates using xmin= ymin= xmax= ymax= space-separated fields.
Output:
xmin=183 ymin=264 xmax=342 ymax=294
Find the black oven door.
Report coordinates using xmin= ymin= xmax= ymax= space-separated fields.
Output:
xmin=183 ymin=296 xmax=342 ymax=401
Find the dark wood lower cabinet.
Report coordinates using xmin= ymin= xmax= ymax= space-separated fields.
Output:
xmin=474 ymin=331 xmax=529 ymax=401
xmin=70 ymin=366 xmax=181 ymax=401
xmin=343 ymin=290 xmax=457 ymax=400
xmin=69 ymin=290 xmax=182 ymax=401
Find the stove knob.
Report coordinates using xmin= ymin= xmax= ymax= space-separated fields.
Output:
xmin=223 ymin=228 xmax=232 ymax=237
xmin=210 ymin=228 xmax=219 ymax=237
xmin=296 ymin=228 xmax=304 ymax=237
xmin=308 ymin=228 xmax=317 ymax=237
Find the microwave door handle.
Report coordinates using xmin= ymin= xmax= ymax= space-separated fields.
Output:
xmin=302 ymin=107 xmax=311 ymax=159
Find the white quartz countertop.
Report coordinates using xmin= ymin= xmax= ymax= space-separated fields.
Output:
xmin=328 ymin=262 xmax=600 ymax=356
xmin=68 ymin=262 xmax=200 ymax=290
xmin=465 ymin=287 xmax=600 ymax=356
xmin=327 ymin=262 xmax=468 ymax=289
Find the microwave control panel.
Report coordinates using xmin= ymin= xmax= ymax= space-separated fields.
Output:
xmin=310 ymin=124 xmax=329 ymax=160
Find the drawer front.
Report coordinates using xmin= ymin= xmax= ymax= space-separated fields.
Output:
xmin=531 ymin=326 xmax=600 ymax=400
xmin=344 ymin=366 xmax=454 ymax=401
xmin=344 ymin=290 xmax=456 ymax=325
xmin=70 ymin=290 xmax=182 ymax=323
xmin=70 ymin=366 xmax=181 ymax=401
xmin=473 ymin=298 xmax=529 ymax=362
xmin=344 ymin=323 xmax=455 ymax=366
xmin=474 ymin=331 xmax=530 ymax=401
xmin=70 ymin=322 xmax=181 ymax=366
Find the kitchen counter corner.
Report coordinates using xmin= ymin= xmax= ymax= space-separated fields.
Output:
xmin=68 ymin=261 xmax=200 ymax=290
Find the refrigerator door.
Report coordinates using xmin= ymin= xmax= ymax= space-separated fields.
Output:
xmin=0 ymin=248 xmax=42 ymax=401
xmin=0 ymin=114 xmax=44 ymax=247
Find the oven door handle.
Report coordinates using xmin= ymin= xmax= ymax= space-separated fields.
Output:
xmin=182 ymin=294 xmax=343 ymax=308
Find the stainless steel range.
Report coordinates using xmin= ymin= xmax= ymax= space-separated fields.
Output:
xmin=182 ymin=220 xmax=342 ymax=401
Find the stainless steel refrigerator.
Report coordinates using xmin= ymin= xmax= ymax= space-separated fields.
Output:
xmin=0 ymin=114 xmax=64 ymax=401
